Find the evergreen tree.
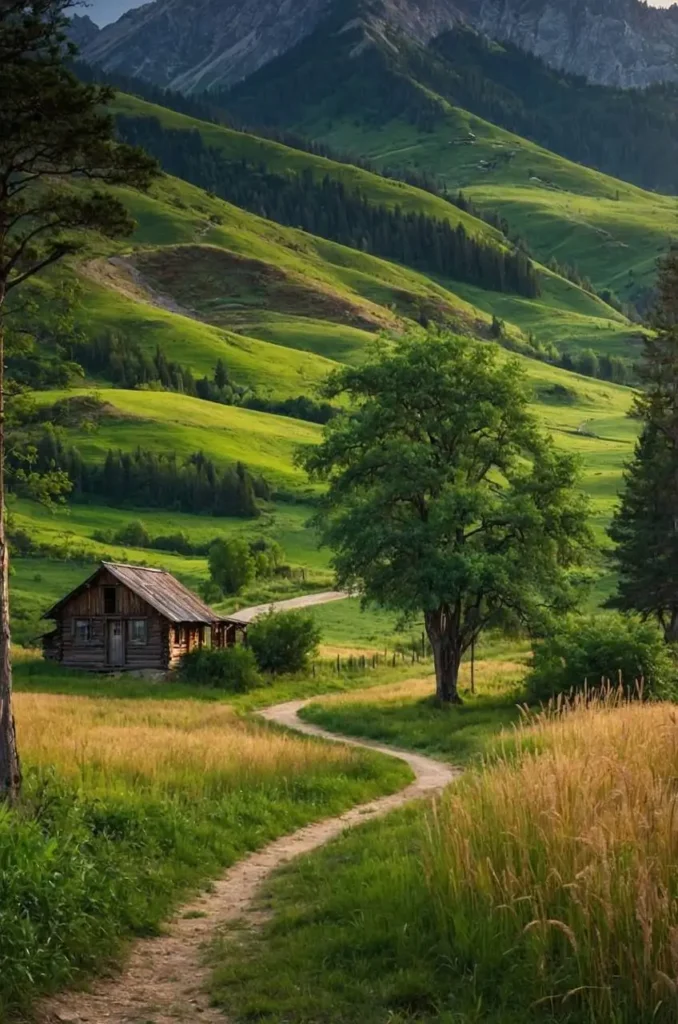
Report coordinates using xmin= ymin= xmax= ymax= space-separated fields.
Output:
xmin=214 ymin=358 xmax=229 ymax=390
xmin=0 ymin=0 xmax=157 ymax=803
xmin=608 ymin=247 xmax=678 ymax=642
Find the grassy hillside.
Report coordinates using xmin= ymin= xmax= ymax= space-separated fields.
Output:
xmin=11 ymin=338 xmax=633 ymax=646
xmin=222 ymin=18 xmax=678 ymax=309
xmin=111 ymin=92 xmax=503 ymax=243
xmin=32 ymin=388 xmax=321 ymax=490
xmin=109 ymin=94 xmax=640 ymax=353
xmin=89 ymin=158 xmax=636 ymax=365
xmin=305 ymin=108 xmax=678 ymax=304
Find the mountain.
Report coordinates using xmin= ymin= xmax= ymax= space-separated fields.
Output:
xmin=453 ymin=0 xmax=678 ymax=89
xmin=222 ymin=15 xmax=678 ymax=196
xmin=82 ymin=0 xmax=336 ymax=93
xmin=80 ymin=0 xmax=678 ymax=93
xmin=68 ymin=14 xmax=101 ymax=48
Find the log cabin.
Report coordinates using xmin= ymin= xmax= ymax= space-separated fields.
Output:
xmin=42 ymin=562 xmax=247 ymax=672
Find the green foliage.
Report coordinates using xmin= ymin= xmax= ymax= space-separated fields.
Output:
xmin=303 ymin=330 xmax=592 ymax=702
xmin=250 ymin=537 xmax=285 ymax=579
xmin=12 ymin=428 xmax=267 ymax=518
xmin=249 ymin=610 xmax=321 ymax=675
xmin=178 ymin=646 xmax=261 ymax=692
xmin=110 ymin=519 xmax=151 ymax=548
xmin=527 ymin=614 xmax=676 ymax=702
xmin=609 ymin=247 xmax=678 ymax=641
xmin=4 ymin=277 xmax=85 ymax=390
xmin=208 ymin=537 xmax=255 ymax=596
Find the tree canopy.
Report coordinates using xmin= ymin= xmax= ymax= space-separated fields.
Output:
xmin=302 ymin=332 xmax=591 ymax=703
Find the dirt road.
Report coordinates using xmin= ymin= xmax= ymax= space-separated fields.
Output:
xmin=40 ymin=700 xmax=458 ymax=1024
xmin=227 ymin=590 xmax=349 ymax=624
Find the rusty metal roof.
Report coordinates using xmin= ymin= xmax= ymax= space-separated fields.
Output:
xmin=44 ymin=562 xmax=221 ymax=624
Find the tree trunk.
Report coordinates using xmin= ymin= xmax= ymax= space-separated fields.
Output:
xmin=425 ymin=607 xmax=464 ymax=706
xmin=0 ymin=292 xmax=21 ymax=804
xmin=662 ymin=608 xmax=678 ymax=646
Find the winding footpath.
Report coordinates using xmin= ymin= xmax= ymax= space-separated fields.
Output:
xmin=40 ymin=700 xmax=458 ymax=1024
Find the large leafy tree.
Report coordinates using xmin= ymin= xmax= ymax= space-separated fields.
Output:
xmin=0 ymin=0 xmax=158 ymax=803
xmin=609 ymin=247 xmax=678 ymax=642
xmin=302 ymin=333 xmax=591 ymax=704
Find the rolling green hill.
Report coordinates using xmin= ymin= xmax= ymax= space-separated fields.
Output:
xmin=100 ymin=101 xmax=638 ymax=361
xmin=13 ymin=351 xmax=633 ymax=645
xmin=56 ymin=164 xmax=635 ymax=382
xmin=32 ymin=389 xmax=321 ymax=491
xmin=222 ymin=15 xmax=678 ymax=311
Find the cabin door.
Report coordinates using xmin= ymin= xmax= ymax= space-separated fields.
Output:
xmin=107 ymin=620 xmax=125 ymax=668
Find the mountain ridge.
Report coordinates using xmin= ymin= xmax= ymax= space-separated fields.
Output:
xmin=80 ymin=0 xmax=678 ymax=92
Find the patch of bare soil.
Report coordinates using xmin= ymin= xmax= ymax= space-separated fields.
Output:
xmin=132 ymin=245 xmax=392 ymax=332
xmin=37 ymin=701 xmax=457 ymax=1024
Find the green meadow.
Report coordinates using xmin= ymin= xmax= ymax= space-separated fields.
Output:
xmin=314 ymin=100 xmax=678 ymax=301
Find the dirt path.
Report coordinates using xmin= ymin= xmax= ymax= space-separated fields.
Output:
xmin=228 ymin=590 xmax=349 ymax=624
xmin=40 ymin=701 xmax=458 ymax=1024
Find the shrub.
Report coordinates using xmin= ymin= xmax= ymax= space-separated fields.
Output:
xmin=178 ymin=646 xmax=262 ymax=692
xmin=208 ymin=537 xmax=255 ymax=596
xmin=527 ymin=613 xmax=676 ymax=702
xmin=151 ymin=531 xmax=193 ymax=555
xmin=248 ymin=610 xmax=321 ymax=675
xmin=113 ymin=520 xmax=151 ymax=548
xmin=200 ymin=579 xmax=225 ymax=605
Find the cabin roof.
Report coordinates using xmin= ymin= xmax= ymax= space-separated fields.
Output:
xmin=44 ymin=562 xmax=221 ymax=625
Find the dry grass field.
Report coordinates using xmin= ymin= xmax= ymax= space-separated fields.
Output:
xmin=15 ymin=693 xmax=369 ymax=795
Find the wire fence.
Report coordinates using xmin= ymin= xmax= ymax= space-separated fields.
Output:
xmin=311 ymin=634 xmax=433 ymax=676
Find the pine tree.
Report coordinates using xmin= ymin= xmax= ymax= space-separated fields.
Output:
xmin=0 ymin=1 xmax=157 ymax=803
xmin=608 ymin=247 xmax=678 ymax=642
xmin=214 ymin=358 xmax=229 ymax=390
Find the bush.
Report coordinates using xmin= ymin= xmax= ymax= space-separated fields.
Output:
xmin=527 ymin=614 xmax=676 ymax=702
xmin=208 ymin=537 xmax=255 ymax=596
xmin=178 ymin=647 xmax=262 ymax=692
xmin=248 ymin=610 xmax=321 ymax=675
xmin=113 ymin=520 xmax=151 ymax=548
xmin=250 ymin=537 xmax=285 ymax=579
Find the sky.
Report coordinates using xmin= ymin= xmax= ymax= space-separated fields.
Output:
xmin=83 ymin=0 xmax=674 ymax=27
xmin=83 ymin=0 xmax=149 ymax=25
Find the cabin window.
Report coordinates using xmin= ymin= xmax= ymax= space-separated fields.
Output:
xmin=174 ymin=625 xmax=184 ymax=646
xmin=128 ymin=619 xmax=148 ymax=646
xmin=74 ymin=619 xmax=93 ymax=645
xmin=103 ymin=587 xmax=117 ymax=614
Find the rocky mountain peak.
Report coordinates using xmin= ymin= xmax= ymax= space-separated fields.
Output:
xmin=82 ymin=0 xmax=336 ymax=93
xmin=80 ymin=0 xmax=678 ymax=93
xmin=452 ymin=0 xmax=678 ymax=87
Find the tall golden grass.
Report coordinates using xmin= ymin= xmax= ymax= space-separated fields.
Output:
xmin=14 ymin=692 xmax=364 ymax=798
xmin=425 ymin=691 xmax=678 ymax=1021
